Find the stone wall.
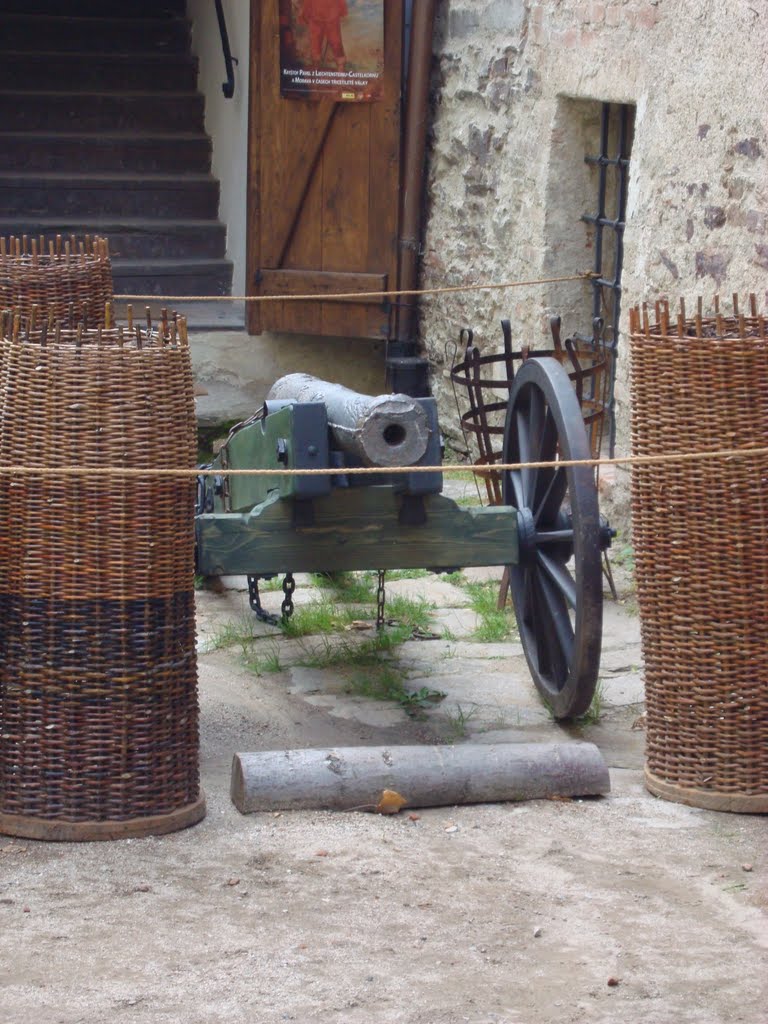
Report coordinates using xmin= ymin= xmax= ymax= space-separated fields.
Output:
xmin=420 ymin=0 xmax=768 ymax=527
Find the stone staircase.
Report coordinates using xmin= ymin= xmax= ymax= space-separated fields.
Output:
xmin=0 ymin=0 xmax=232 ymax=298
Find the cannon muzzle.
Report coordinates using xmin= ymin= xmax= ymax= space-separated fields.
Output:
xmin=266 ymin=373 xmax=430 ymax=468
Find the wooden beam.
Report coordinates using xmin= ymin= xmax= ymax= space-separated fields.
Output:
xmin=196 ymin=488 xmax=519 ymax=576
xmin=231 ymin=743 xmax=611 ymax=813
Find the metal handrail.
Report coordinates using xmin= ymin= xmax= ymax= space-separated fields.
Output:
xmin=214 ymin=0 xmax=238 ymax=99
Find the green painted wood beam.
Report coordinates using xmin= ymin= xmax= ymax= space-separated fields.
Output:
xmin=196 ymin=487 xmax=518 ymax=576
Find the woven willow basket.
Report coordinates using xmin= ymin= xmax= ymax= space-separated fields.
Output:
xmin=0 ymin=235 xmax=113 ymax=326
xmin=630 ymin=298 xmax=768 ymax=813
xmin=0 ymin=318 xmax=204 ymax=840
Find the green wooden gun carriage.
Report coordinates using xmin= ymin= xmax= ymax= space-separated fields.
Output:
xmin=196 ymin=358 xmax=612 ymax=720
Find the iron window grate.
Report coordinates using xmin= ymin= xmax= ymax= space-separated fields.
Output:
xmin=582 ymin=102 xmax=633 ymax=455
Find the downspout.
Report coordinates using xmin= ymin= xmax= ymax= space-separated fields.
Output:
xmin=386 ymin=0 xmax=437 ymax=397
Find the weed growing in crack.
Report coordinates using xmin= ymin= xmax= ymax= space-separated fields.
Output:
xmin=384 ymin=594 xmax=435 ymax=634
xmin=443 ymin=703 xmax=480 ymax=740
xmin=257 ymin=575 xmax=283 ymax=592
xmin=313 ymin=571 xmax=377 ymax=603
xmin=243 ymin=643 xmax=282 ymax=675
xmin=442 ymin=570 xmax=465 ymax=586
xmin=293 ymin=621 xmax=414 ymax=670
xmin=537 ymin=679 xmax=605 ymax=725
xmin=204 ymin=615 xmax=256 ymax=656
xmin=280 ymin=601 xmax=362 ymax=639
xmin=578 ymin=680 xmax=605 ymax=725
xmin=462 ymin=580 xmax=517 ymax=642
xmin=344 ymin=666 xmax=445 ymax=716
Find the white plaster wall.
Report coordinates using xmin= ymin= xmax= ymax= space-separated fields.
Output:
xmin=421 ymin=0 xmax=768 ymax=527
xmin=187 ymin=0 xmax=250 ymax=295
xmin=191 ymin=330 xmax=388 ymax=426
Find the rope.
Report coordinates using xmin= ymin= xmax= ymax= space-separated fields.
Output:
xmin=113 ymin=271 xmax=596 ymax=304
xmin=1 ymin=446 xmax=767 ymax=478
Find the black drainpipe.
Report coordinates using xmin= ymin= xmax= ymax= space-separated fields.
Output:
xmin=386 ymin=0 xmax=437 ymax=397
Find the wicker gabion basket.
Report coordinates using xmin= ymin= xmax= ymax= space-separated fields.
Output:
xmin=0 ymin=314 xmax=204 ymax=840
xmin=630 ymin=297 xmax=768 ymax=813
xmin=0 ymin=235 xmax=113 ymax=326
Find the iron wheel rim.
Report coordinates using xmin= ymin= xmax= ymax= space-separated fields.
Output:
xmin=502 ymin=357 xmax=603 ymax=719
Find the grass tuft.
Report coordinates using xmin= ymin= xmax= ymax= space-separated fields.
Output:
xmin=314 ymin=572 xmax=377 ymax=603
xmin=243 ymin=642 xmax=282 ymax=675
xmin=345 ymin=666 xmax=445 ymax=716
xmin=443 ymin=702 xmax=480 ymax=740
xmin=280 ymin=600 xmax=361 ymax=639
xmin=577 ymin=680 xmax=605 ymax=725
xmin=463 ymin=580 xmax=516 ymax=642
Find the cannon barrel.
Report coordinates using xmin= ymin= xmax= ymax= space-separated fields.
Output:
xmin=266 ymin=373 xmax=430 ymax=468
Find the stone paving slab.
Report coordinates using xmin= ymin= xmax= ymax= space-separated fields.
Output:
xmin=195 ymin=562 xmax=646 ymax=768
xmin=428 ymin=606 xmax=480 ymax=638
xmin=382 ymin=576 xmax=469 ymax=607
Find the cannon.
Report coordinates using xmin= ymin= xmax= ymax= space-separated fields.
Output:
xmin=196 ymin=359 xmax=612 ymax=719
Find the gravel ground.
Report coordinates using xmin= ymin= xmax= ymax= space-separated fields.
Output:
xmin=1 ymin=558 xmax=766 ymax=1024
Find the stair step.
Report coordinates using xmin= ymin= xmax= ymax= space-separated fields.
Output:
xmin=0 ymin=52 xmax=198 ymax=92
xmin=0 ymin=173 xmax=221 ymax=219
xmin=0 ymin=2 xmax=234 ymax=301
xmin=0 ymin=218 xmax=227 ymax=260
xmin=0 ymin=14 xmax=191 ymax=54
xmin=0 ymin=0 xmax=185 ymax=14
xmin=0 ymin=132 xmax=212 ymax=174
xmin=112 ymin=259 xmax=234 ymax=299
xmin=0 ymin=91 xmax=205 ymax=133
xmin=0 ymin=220 xmax=228 ymax=261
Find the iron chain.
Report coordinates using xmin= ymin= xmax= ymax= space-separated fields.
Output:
xmin=281 ymin=572 xmax=296 ymax=620
xmin=247 ymin=575 xmax=279 ymax=625
xmin=376 ymin=569 xmax=386 ymax=630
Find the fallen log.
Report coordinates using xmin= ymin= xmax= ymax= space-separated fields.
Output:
xmin=230 ymin=743 xmax=610 ymax=814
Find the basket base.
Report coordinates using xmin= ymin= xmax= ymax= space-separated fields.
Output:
xmin=0 ymin=793 xmax=206 ymax=842
xmin=645 ymin=769 xmax=768 ymax=814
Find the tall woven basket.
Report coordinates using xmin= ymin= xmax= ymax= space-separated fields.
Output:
xmin=0 ymin=235 xmax=113 ymax=325
xmin=0 ymin=319 xmax=205 ymax=840
xmin=630 ymin=297 xmax=768 ymax=813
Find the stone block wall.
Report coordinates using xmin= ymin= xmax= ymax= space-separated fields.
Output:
xmin=421 ymin=0 xmax=768 ymax=527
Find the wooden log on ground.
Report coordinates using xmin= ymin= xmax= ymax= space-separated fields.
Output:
xmin=230 ymin=743 xmax=610 ymax=814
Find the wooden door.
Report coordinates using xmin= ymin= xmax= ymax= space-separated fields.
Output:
xmin=247 ymin=0 xmax=403 ymax=339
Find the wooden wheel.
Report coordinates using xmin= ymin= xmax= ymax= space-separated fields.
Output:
xmin=502 ymin=357 xmax=603 ymax=719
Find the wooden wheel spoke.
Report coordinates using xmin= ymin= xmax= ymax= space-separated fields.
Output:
xmin=534 ymin=464 xmax=568 ymax=526
xmin=531 ymin=409 xmax=560 ymax=514
xmin=527 ymin=385 xmax=547 ymax=460
xmin=507 ymin=468 xmax=526 ymax=511
xmin=531 ymin=572 xmax=570 ymax=683
xmin=525 ymin=568 xmax=551 ymax=675
xmin=536 ymin=571 xmax=574 ymax=670
xmin=536 ymin=549 xmax=577 ymax=609
xmin=514 ymin=405 xmax=534 ymax=505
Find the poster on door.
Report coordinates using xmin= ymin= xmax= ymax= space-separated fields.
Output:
xmin=279 ymin=0 xmax=384 ymax=102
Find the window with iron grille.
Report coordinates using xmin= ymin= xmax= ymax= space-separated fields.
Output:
xmin=542 ymin=98 xmax=634 ymax=457
xmin=582 ymin=102 xmax=634 ymax=455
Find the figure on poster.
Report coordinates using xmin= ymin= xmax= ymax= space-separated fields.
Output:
xmin=280 ymin=0 xmax=383 ymax=102
xmin=299 ymin=0 xmax=348 ymax=71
